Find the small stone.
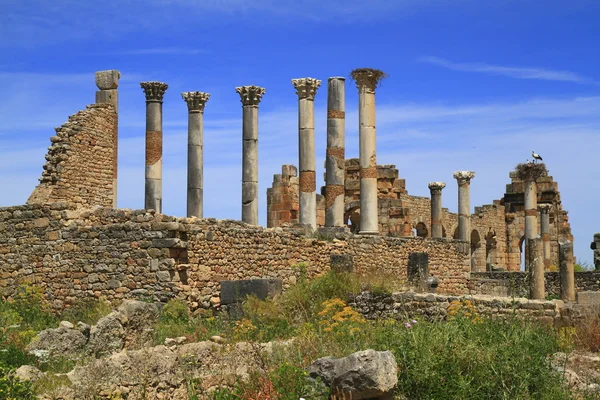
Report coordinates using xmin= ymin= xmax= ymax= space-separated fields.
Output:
xmin=59 ymin=321 xmax=74 ymax=329
xmin=210 ymin=335 xmax=227 ymax=344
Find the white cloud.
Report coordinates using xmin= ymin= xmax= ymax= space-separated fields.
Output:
xmin=0 ymin=0 xmax=451 ymax=46
xmin=419 ymin=56 xmax=600 ymax=86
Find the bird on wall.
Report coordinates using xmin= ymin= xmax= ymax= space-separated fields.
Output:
xmin=532 ymin=151 xmax=543 ymax=163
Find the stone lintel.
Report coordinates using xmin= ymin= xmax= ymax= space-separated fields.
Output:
xmin=292 ymin=77 xmax=322 ymax=100
xmin=181 ymin=91 xmax=210 ymax=112
xmin=235 ymin=85 xmax=266 ymax=107
xmin=141 ymin=81 xmax=168 ymax=102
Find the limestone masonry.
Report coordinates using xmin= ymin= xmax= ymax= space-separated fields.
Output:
xmin=1 ymin=69 xmax=589 ymax=311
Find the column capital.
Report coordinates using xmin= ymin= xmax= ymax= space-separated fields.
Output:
xmin=538 ymin=204 xmax=552 ymax=214
xmin=141 ymin=81 xmax=168 ymax=102
xmin=428 ymin=181 xmax=446 ymax=194
xmin=292 ymin=77 xmax=321 ymax=100
xmin=181 ymin=91 xmax=210 ymax=112
xmin=235 ymin=86 xmax=266 ymax=107
xmin=351 ymin=68 xmax=387 ymax=93
xmin=96 ymin=70 xmax=120 ymax=90
xmin=453 ymin=171 xmax=475 ymax=185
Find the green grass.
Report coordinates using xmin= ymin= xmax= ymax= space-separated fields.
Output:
xmin=151 ymin=271 xmax=573 ymax=399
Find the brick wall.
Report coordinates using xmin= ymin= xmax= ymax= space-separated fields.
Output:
xmin=0 ymin=204 xmax=471 ymax=311
xmin=27 ymin=104 xmax=117 ymax=208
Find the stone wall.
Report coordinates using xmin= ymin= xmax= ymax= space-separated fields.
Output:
xmin=0 ymin=203 xmax=471 ymax=311
xmin=27 ymin=104 xmax=117 ymax=208
xmin=350 ymin=291 xmax=571 ymax=327
xmin=469 ymin=271 xmax=600 ymax=298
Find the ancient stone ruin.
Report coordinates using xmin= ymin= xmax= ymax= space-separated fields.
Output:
xmin=1 ymin=68 xmax=595 ymax=312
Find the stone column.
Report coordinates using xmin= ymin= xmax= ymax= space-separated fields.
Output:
xmin=539 ymin=204 xmax=552 ymax=269
xmin=353 ymin=70 xmax=386 ymax=234
xmin=141 ymin=81 xmax=168 ymax=213
xmin=528 ymin=238 xmax=545 ymax=299
xmin=95 ymin=70 xmax=120 ymax=208
xmin=236 ymin=86 xmax=266 ymax=225
xmin=453 ymin=171 xmax=475 ymax=242
xmin=559 ymin=238 xmax=576 ymax=301
xmin=428 ymin=182 xmax=446 ymax=239
xmin=182 ymin=91 xmax=210 ymax=218
xmin=325 ymin=77 xmax=346 ymax=227
xmin=292 ymin=78 xmax=321 ymax=230
xmin=592 ymin=233 xmax=600 ymax=271
xmin=524 ymin=179 xmax=538 ymax=271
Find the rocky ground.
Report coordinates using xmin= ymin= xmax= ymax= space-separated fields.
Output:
xmin=15 ymin=300 xmax=401 ymax=399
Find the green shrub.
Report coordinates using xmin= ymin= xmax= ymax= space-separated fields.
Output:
xmin=60 ymin=298 xmax=112 ymax=325
xmin=0 ymin=366 xmax=35 ymax=400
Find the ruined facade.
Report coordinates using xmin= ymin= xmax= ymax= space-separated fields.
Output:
xmin=0 ymin=69 xmax=585 ymax=311
xmin=267 ymin=160 xmax=573 ymax=273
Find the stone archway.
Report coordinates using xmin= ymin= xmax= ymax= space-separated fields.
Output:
xmin=471 ymin=229 xmax=483 ymax=271
xmin=485 ymin=229 xmax=497 ymax=271
xmin=344 ymin=201 xmax=361 ymax=233
xmin=415 ymin=222 xmax=428 ymax=238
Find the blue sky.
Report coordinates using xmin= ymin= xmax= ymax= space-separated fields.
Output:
xmin=0 ymin=0 xmax=598 ymax=265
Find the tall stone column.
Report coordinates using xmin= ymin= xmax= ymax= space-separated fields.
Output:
xmin=539 ymin=204 xmax=552 ymax=268
xmin=182 ymin=91 xmax=210 ymax=218
xmin=352 ymin=70 xmax=386 ymax=234
xmin=292 ymin=77 xmax=321 ymax=230
xmin=559 ymin=238 xmax=576 ymax=301
xmin=325 ymin=77 xmax=346 ymax=227
xmin=453 ymin=171 xmax=475 ymax=242
xmin=236 ymin=85 xmax=266 ymax=225
xmin=528 ymin=238 xmax=545 ymax=299
xmin=524 ymin=180 xmax=538 ymax=240
xmin=428 ymin=182 xmax=446 ymax=238
xmin=95 ymin=70 xmax=120 ymax=208
xmin=523 ymin=179 xmax=538 ymax=271
xmin=141 ymin=81 xmax=168 ymax=213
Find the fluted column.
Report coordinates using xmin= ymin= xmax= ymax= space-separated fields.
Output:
xmin=236 ymin=86 xmax=266 ymax=225
xmin=539 ymin=204 xmax=552 ymax=268
xmin=95 ymin=70 xmax=120 ymax=208
xmin=182 ymin=91 xmax=210 ymax=218
xmin=325 ymin=77 xmax=346 ymax=227
xmin=141 ymin=81 xmax=168 ymax=213
xmin=453 ymin=171 xmax=475 ymax=243
xmin=353 ymin=70 xmax=385 ymax=234
xmin=428 ymin=182 xmax=446 ymax=238
xmin=292 ymin=77 xmax=321 ymax=230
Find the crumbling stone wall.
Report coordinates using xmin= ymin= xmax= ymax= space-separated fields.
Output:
xmin=501 ymin=171 xmax=571 ymax=271
xmin=0 ymin=204 xmax=470 ymax=311
xmin=469 ymin=271 xmax=600 ymax=298
xmin=267 ymin=165 xmax=325 ymax=228
xmin=266 ymin=162 xmax=571 ymax=274
xmin=350 ymin=291 xmax=571 ymax=327
xmin=27 ymin=103 xmax=117 ymax=208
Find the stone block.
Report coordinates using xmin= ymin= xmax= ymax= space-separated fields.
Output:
xmin=407 ymin=252 xmax=428 ymax=292
xmin=151 ymin=238 xmax=187 ymax=248
xmin=577 ymin=291 xmax=600 ymax=306
xmin=220 ymin=278 xmax=282 ymax=305
xmin=95 ymin=70 xmax=120 ymax=90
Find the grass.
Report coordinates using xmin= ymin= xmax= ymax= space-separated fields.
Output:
xmin=150 ymin=271 xmax=576 ymax=399
xmin=0 ymin=273 xmax=594 ymax=399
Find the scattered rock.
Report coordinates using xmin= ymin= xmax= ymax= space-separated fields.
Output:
xmin=27 ymin=323 xmax=87 ymax=360
xmin=15 ymin=365 xmax=45 ymax=383
xmin=308 ymin=349 xmax=398 ymax=400
xmin=210 ymin=335 xmax=227 ymax=344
